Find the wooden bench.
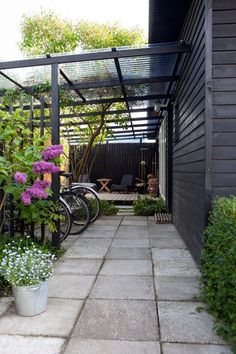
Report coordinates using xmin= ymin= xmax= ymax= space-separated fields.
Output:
xmin=155 ymin=212 xmax=173 ymax=224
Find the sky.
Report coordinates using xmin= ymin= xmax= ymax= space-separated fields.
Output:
xmin=0 ymin=0 xmax=148 ymax=60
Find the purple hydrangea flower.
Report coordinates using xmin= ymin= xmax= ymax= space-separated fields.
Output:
xmin=41 ymin=144 xmax=63 ymax=161
xmin=14 ymin=172 xmax=27 ymax=184
xmin=32 ymin=180 xmax=51 ymax=190
xmin=21 ymin=192 xmax=31 ymax=205
xmin=33 ymin=161 xmax=61 ymax=175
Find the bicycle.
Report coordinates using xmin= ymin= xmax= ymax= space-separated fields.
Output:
xmin=60 ymin=172 xmax=101 ymax=224
xmin=0 ymin=192 xmax=72 ymax=242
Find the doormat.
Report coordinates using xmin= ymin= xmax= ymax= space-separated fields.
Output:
xmin=155 ymin=212 xmax=173 ymax=224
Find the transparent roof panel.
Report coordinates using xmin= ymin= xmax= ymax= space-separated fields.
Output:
xmin=0 ymin=66 xmax=51 ymax=89
xmin=60 ymin=59 xmax=118 ymax=84
xmin=119 ymin=53 xmax=177 ymax=80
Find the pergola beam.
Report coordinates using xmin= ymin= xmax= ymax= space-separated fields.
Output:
xmin=59 ymin=68 xmax=86 ymax=102
xmin=61 ymin=75 xmax=178 ymax=91
xmin=0 ymin=42 xmax=191 ymax=70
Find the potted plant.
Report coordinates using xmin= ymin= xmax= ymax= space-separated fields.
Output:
xmin=0 ymin=238 xmax=54 ymax=316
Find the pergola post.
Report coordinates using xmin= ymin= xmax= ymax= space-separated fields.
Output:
xmin=51 ymin=63 xmax=60 ymax=248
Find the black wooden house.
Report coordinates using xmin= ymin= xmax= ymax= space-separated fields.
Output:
xmin=149 ymin=0 xmax=236 ymax=262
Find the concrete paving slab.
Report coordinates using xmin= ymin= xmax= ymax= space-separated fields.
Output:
xmin=99 ymin=216 xmax=123 ymax=221
xmin=74 ymin=239 xmax=112 ymax=248
xmin=152 ymin=248 xmax=197 ymax=261
xmin=149 ymin=230 xmax=181 ymax=239
xmin=123 ymin=216 xmax=148 ymax=221
xmin=54 ymin=258 xmax=103 ymax=275
xmin=48 ymin=275 xmax=95 ymax=299
xmin=115 ymin=229 xmax=149 ymax=238
xmin=154 ymin=258 xmax=200 ymax=277
xmin=64 ymin=339 xmax=160 ymax=354
xmin=118 ymin=225 xmax=148 ymax=231
xmin=155 ymin=276 xmax=200 ymax=301
xmin=100 ymin=260 xmax=152 ymax=276
xmin=163 ymin=343 xmax=233 ymax=354
xmin=73 ymin=299 xmax=159 ymax=340
xmin=158 ymin=301 xmax=226 ymax=344
xmin=0 ymin=335 xmax=65 ymax=354
xmin=0 ymin=299 xmax=83 ymax=337
xmin=121 ymin=220 xmax=148 ymax=226
xmin=86 ymin=224 xmax=118 ymax=231
xmin=147 ymin=216 xmax=156 ymax=224
xmin=150 ymin=238 xmax=187 ymax=249
xmin=112 ymin=239 xmax=149 ymax=248
xmin=93 ymin=219 xmax=121 ymax=225
xmin=148 ymin=224 xmax=176 ymax=231
xmin=64 ymin=238 xmax=111 ymax=258
xmin=90 ymin=275 xmax=155 ymax=300
xmin=64 ymin=247 xmax=108 ymax=259
xmin=106 ymin=247 xmax=151 ymax=260
xmin=80 ymin=230 xmax=116 ymax=238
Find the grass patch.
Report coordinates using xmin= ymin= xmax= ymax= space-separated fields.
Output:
xmin=201 ymin=196 xmax=236 ymax=351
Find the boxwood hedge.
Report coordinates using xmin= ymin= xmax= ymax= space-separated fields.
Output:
xmin=201 ymin=196 xmax=236 ymax=350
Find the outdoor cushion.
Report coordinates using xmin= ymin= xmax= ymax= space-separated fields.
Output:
xmin=110 ymin=174 xmax=134 ymax=192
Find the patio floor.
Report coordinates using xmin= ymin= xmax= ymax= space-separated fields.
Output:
xmin=0 ymin=216 xmax=232 ymax=354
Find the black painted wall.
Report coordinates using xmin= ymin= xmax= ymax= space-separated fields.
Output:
xmin=172 ymin=0 xmax=206 ymax=263
xmin=211 ymin=0 xmax=236 ymax=197
xmin=76 ymin=143 xmax=157 ymax=186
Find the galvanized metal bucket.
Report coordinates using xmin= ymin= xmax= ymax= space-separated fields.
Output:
xmin=12 ymin=280 xmax=48 ymax=317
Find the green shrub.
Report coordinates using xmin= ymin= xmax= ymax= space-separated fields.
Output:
xmin=100 ymin=200 xmax=118 ymax=216
xmin=133 ymin=196 xmax=166 ymax=216
xmin=201 ymin=196 xmax=236 ymax=349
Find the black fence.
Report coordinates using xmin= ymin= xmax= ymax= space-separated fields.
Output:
xmin=77 ymin=142 xmax=158 ymax=186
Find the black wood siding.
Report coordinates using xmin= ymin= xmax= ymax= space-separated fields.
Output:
xmin=212 ymin=0 xmax=236 ymax=197
xmin=172 ymin=0 xmax=206 ymax=263
xmin=78 ymin=143 xmax=157 ymax=186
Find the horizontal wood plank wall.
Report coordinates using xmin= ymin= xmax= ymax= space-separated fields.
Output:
xmin=172 ymin=0 xmax=206 ymax=263
xmin=78 ymin=143 xmax=157 ymax=186
xmin=212 ymin=0 xmax=236 ymax=197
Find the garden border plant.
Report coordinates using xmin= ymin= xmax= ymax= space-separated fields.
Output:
xmin=201 ymin=196 xmax=236 ymax=352
xmin=133 ymin=196 xmax=166 ymax=216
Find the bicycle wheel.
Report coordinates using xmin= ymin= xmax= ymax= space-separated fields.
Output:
xmin=61 ymin=191 xmax=90 ymax=235
xmin=71 ymin=185 xmax=101 ymax=223
xmin=25 ymin=199 xmax=72 ymax=242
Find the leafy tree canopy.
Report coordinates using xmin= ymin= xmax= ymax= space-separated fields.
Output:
xmin=77 ymin=21 xmax=145 ymax=49
xmin=19 ymin=11 xmax=79 ymax=55
xmin=19 ymin=11 xmax=146 ymax=55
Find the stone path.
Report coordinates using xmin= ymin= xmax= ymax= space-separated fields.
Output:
xmin=0 ymin=216 xmax=232 ymax=354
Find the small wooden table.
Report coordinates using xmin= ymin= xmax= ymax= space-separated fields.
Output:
xmin=97 ymin=178 xmax=112 ymax=192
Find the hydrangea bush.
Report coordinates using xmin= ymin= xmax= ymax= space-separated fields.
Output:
xmin=0 ymin=238 xmax=54 ymax=286
xmin=0 ymin=108 xmax=64 ymax=231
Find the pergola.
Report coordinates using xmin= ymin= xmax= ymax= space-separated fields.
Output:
xmin=0 ymin=41 xmax=190 ymax=140
xmin=0 ymin=41 xmax=190 ymax=245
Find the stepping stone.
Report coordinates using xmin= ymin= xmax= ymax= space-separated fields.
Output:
xmin=48 ymin=275 xmax=95 ymax=299
xmin=0 ymin=335 xmax=65 ymax=354
xmin=106 ymin=247 xmax=151 ymax=260
xmin=65 ymin=339 xmax=160 ymax=354
xmin=112 ymin=239 xmax=149 ymax=248
xmin=72 ymin=299 xmax=159 ymax=340
xmin=90 ymin=275 xmax=155 ymax=300
xmin=162 ymin=343 xmax=232 ymax=354
xmin=54 ymin=259 xmax=103 ymax=275
xmin=158 ymin=301 xmax=226 ymax=344
xmin=100 ymin=260 xmax=152 ymax=276
xmin=0 ymin=299 xmax=83 ymax=337
xmin=155 ymin=276 xmax=200 ymax=301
